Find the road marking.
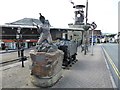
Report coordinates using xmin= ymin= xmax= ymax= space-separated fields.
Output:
xmin=102 ymin=46 xmax=117 ymax=88
xmin=102 ymin=47 xmax=120 ymax=79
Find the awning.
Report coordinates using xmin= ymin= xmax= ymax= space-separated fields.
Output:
xmin=3 ymin=40 xmax=15 ymax=42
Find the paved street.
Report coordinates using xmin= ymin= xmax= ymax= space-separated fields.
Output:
xmin=102 ymin=43 xmax=119 ymax=88
xmin=1 ymin=44 xmax=115 ymax=88
xmin=1 ymin=52 xmax=19 ymax=63
xmin=0 ymin=48 xmax=34 ymax=64
xmin=102 ymin=43 xmax=118 ymax=67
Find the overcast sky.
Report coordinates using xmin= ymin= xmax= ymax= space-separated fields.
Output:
xmin=0 ymin=0 xmax=119 ymax=33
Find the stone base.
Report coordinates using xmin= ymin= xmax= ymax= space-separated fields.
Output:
xmin=31 ymin=69 xmax=63 ymax=88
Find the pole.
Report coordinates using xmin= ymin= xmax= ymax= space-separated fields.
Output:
xmin=16 ymin=34 xmax=20 ymax=57
xmin=20 ymin=34 xmax=24 ymax=67
xmin=86 ymin=0 xmax=88 ymax=24
xmin=91 ymin=22 xmax=97 ymax=56
xmin=21 ymin=46 xmax=24 ymax=67
xmin=91 ymin=29 xmax=94 ymax=55
xmin=17 ymin=27 xmax=25 ymax=67
xmin=84 ymin=0 xmax=88 ymax=55
xmin=18 ymin=41 xmax=20 ymax=57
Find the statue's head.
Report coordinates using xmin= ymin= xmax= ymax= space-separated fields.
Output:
xmin=39 ymin=13 xmax=42 ymax=16
xmin=45 ymin=20 xmax=51 ymax=27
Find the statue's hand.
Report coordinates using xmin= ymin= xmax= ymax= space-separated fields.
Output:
xmin=33 ymin=22 xmax=42 ymax=29
xmin=33 ymin=22 xmax=37 ymax=26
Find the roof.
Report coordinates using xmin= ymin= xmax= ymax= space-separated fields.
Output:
xmin=1 ymin=24 xmax=36 ymax=28
xmin=1 ymin=17 xmax=84 ymax=31
xmin=6 ymin=18 xmax=42 ymax=26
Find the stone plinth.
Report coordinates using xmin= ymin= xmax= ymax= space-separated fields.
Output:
xmin=29 ymin=50 xmax=64 ymax=87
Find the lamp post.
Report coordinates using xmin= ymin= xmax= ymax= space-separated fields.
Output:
xmin=81 ymin=0 xmax=89 ymax=55
xmin=16 ymin=27 xmax=21 ymax=57
xmin=16 ymin=27 xmax=24 ymax=67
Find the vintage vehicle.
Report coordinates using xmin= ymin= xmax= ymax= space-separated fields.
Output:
xmin=55 ymin=39 xmax=78 ymax=68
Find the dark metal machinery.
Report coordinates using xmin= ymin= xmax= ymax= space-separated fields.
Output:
xmin=55 ymin=38 xmax=78 ymax=69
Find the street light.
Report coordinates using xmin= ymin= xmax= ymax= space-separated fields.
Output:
xmin=82 ymin=0 xmax=89 ymax=55
xmin=16 ymin=27 xmax=24 ymax=67
xmin=16 ymin=27 xmax=21 ymax=57
xmin=17 ymin=27 xmax=21 ymax=33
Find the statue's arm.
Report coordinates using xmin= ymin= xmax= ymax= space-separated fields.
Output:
xmin=33 ymin=22 xmax=43 ymax=33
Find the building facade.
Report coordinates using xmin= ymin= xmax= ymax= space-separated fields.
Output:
xmin=89 ymin=30 xmax=102 ymax=43
xmin=1 ymin=17 xmax=99 ymax=49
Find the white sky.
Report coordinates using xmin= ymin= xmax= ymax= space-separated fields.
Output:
xmin=0 ymin=0 xmax=119 ymax=33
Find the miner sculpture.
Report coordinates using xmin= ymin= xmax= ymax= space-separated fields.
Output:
xmin=29 ymin=13 xmax=64 ymax=87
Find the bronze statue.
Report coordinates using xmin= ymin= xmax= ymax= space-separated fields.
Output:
xmin=32 ymin=14 xmax=56 ymax=52
xmin=30 ymin=14 xmax=63 ymax=87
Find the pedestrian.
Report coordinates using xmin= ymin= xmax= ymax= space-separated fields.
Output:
xmin=81 ymin=44 xmax=84 ymax=52
xmin=5 ymin=46 xmax=8 ymax=52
